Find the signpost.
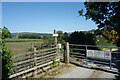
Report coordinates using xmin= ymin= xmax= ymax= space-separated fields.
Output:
xmin=53 ymin=29 xmax=58 ymax=46
xmin=53 ymin=34 xmax=58 ymax=37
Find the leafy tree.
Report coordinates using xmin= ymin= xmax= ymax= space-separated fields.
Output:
xmin=68 ymin=31 xmax=96 ymax=45
xmin=102 ymin=27 xmax=119 ymax=44
xmin=79 ymin=2 xmax=120 ymax=46
xmin=57 ymin=31 xmax=65 ymax=45
xmin=63 ymin=32 xmax=69 ymax=41
xmin=57 ymin=31 xmax=63 ymax=40
xmin=2 ymin=26 xmax=12 ymax=38
xmin=1 ymin=27 xmax=15 ymax=79
xmin=57 ymin=31 xmax=63 ymax=36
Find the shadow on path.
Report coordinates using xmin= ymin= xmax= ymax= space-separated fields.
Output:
xmin=112 ymin=50 xmax=120 ymax=80
xmin=68 ymin=49 xmax=120 ymax=79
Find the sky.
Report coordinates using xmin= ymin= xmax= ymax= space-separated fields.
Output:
xmin=2 ymin=2 xmax=98 ymax=33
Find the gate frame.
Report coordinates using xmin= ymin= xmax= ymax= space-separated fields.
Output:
xmin=64 ymin=42 xmax=120 ymax=70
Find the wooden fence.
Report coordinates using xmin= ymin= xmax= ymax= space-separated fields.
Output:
xmin=9 ymin=47 xmax=60 ymax=79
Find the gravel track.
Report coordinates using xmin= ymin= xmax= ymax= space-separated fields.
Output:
xmin=56 ymin=64 xmax=117 ymax=78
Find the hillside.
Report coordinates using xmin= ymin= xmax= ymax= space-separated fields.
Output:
xmin=11 ymin=29 xmax=95 ymax=38
xmin=12 ymin=32 xmax=52 ymax=38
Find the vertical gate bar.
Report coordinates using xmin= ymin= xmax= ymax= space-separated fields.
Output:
xmin=110 ymin=47 xmax=112 ymax=70
xmin=86 ymin=46 xmax=88 ymax=65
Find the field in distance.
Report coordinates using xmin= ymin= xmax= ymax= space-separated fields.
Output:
xmin=5 ymin=39 xmax=43 ymax=54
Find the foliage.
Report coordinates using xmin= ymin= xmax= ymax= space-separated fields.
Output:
xmin=43 ymin=31 xmax=68 ymax=47
xmin=57 ymin=31 xmax=63 ymax=35
xmin=19 ymin=34 xmax=41 ymax=39
xmin=2 ymin=26 xmax=12 ymax=38
xmin=68 ymin=31 xmax=96 ymax=45
xmin=79 ymin=2 xmax=120 ymax=46
xmin=96 ymin=37 xmax=116 ymax=49
xmin=1 ymin=28 xmax=15 ymax=79
xmin=56 ymin=31 xmax=65 ymax=45
xmin=2 ymin=40 xmax=15 ymax=79
xmin=102 ymin=28 xmax=119 ymax=44
xmin=57 ymin=31 xmax=69 ymax=45
xmin=62 ymin=32 xmax=69 ymax=42
xmin=43 ymin=36 xmax=55 ymax=47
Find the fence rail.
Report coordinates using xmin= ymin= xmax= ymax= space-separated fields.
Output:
xmin=9 ymin=47 xmax=60 ymax=79
xmin=69 ymin=44 xmax=120 ymax=48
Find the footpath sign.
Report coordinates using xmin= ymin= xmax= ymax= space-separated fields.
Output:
xmin=104 ymin=51 xmax=111 ymax=60
xmin=53 ymin=34 xmax=58 ymax=37
xmin=87 ymin=50 xmax=111 ymax=60
xmin=94 ymin=50 xmax=105 ymax=59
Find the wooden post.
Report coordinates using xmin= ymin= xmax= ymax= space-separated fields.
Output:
xmin=64 ymin=42 xmax=69 ymax=64
xmin=33 ymin=47 xmax=37 ymax=77
xmin=54 ymin=29 xmax=57 ymax=46
xmin=31 ymin=42 xmax=34 ymax=51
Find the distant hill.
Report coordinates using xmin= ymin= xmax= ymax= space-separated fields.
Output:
xmin=12 ymin=29 xmax=96 ymax=38
xmin=12 ymin=32 xmax=52 ymax=38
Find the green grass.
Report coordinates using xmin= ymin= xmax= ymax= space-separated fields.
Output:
xmin=5 ymin=39 xmax=43 ymax=42
xmin=6 ymin=42 xmax=31 ymax=54
xmin=5 ymin=39 xmax=44 ymax=54
xmin=5 ymin=37 xmax=117 ymax=54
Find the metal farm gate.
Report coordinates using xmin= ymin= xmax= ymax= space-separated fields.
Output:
xmin=64 ymin=43 xmax=120 ymax=73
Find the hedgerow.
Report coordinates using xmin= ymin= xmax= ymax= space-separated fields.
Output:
xmin=1 ymin=29 xmax=15 ymax=79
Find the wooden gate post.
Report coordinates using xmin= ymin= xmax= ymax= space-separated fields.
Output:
xmin=64 ymin=42 xmax=69 ymax=64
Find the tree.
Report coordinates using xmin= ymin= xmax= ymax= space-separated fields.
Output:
xmin=79 ymin=2 xmax=120 ymax=46
xmin=57 ymin=31 xmax=63 ymax=35
xmin=2 ymin=26 xmax=12 ymax=39
xmin=57 ymin=31 xmax=65 ymax=44
xmin=63 ymin=32 xmax=69 ymax=41
xmin=57 ymin=30 xmax=63 ymax=39
xmin=102 ymin=27 xmax=119 ymax=44
xmin=68 ymin=31 xmax=96 ymax=45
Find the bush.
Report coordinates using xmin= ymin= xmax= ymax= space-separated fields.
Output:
xmin=1 ymin=27 xmax=15 ymax=79
xmin=2 ymin=39 xmax=15 ymax=79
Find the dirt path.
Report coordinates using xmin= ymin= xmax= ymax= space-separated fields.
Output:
xmin=55 ymin=64 xmax=117 ymax=78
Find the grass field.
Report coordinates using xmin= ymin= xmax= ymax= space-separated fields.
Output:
xmin=5 ymin=38 xmax=43 ymax=42
xmin=5 ymin=38 xmax=117 ymax=54
xmin=5 ymin=39 xmax=43 ymax=54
